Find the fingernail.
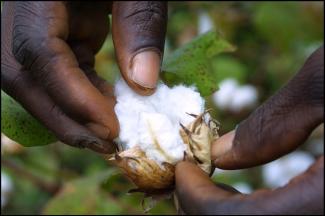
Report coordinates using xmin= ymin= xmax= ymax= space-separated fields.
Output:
xmin=90 ymin=141 xmax=116 ymax=154
xmin=70 ymin=135 xmax=103 ymax=149
xmin=130 ymin=50 xmax=161 ymax=89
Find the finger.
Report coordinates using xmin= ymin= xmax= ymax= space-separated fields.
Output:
xmin=2 ymin=2 xmax=115 ymax=153
xmin=253 ymin=156 xmax=324 ymax=214
xmin=81 ymin=65 xmax=116 ymax=137
xmin=212 ymin=46 xmax=324 ymax=169
xmin=2 ymin=64 xmax=116 ymax=154
xmin=69 ymin=44 xmax=117 ymax=139
xmin=81 ymin=70 xmax=117 ymax=139
xmin=211 ymin=130 xmax=235 ymax=161
xmin=175 ymin=161 xmax=237 ymax=215
xmin=12 ymin=2 xmax=119 ymax=140
xmin=112 ymin=1 xmax=167 ymax=95
xmin=176 ymin=157 xmax=324 ymax=214
xmin=69 ymin=44 xmax=115 ymax=99
xmin=2 ymin=2 xmax=112 ymax=153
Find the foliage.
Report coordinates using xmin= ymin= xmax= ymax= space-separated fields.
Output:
xmin=162 ymin=30 xmax=235 ymax=96
xmin=1 ymin=91 xmax=56 ymax=147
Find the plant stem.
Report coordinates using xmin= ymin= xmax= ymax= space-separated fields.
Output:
xmin=1 ymin=158 xmax=61 ymax=195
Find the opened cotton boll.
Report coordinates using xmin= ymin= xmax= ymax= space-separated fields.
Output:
xmin=114 ymin=79 xmax=204 ymax=161
xmin=212 ymin=78 xmax=258 ymax=113
xmin=108 ymin=79 xmax=219 ymax=194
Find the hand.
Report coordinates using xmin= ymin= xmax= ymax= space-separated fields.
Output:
xmin=175 ymin=46 xmax=324 ymax=214
xmin=1 ymin=2 xmax=167 ymax=153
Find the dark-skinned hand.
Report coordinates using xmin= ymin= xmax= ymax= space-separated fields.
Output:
xmin=176 ymin=46 xmax=324 ymax=215
xmin=1 ymin=1 xmax=167 ymax=153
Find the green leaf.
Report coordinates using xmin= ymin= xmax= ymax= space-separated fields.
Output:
xmin=253 ymin=2 xmax=323 ymax=52
xmin=43 ymin=168 xmax=175 ymax=214
xmin=162 ymin=30 xmax=236 ymax=96
xmin=43 ymin=169 xmax=120 ymax=215
xmin=1 ymin=90 xmax=56 ymax=147
xmin=211 ymin=56 xmax=247 ymax=84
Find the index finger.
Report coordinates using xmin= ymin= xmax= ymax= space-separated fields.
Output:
xmin=175 ymin=157 xmax=324 ymax=214
xmin=11 ymin=2 xmax=119 ymax=140
xmin=212 ymin=46 xmax=324 ymax=169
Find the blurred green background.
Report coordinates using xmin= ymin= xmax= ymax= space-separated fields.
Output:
xmin=1 ymin=2 xmax=324 ymax=215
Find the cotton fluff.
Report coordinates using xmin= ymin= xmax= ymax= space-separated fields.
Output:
xmin=212 ymin=78 xmax=258 ymax=112
xmin=114 ymin=79 xmax=205 ymax=165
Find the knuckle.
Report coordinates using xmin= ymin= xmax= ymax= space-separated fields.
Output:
xmin=12 ymin=31 xmax=50 ymax=69
xmin=60 ymin=132 xmax=86 ymax=148
xmin=301 ymin=46 xmax=324 ymax=106
xmin=1 ymin=71 xmax=25 ymax=99
xmin=1 ymin=57 xmax=21 ymax=96
xmin=12 ymin=2 xmax=44 ymax=65
xmin=12 ymin=35 xmax=64 ymax=88
xmin=276 ymin=45 xmax=324 ymax=114
xmin=12 ymin=2 xmax=68 ymax=74
xmin=12 ymin=34 xmax=40 ymax=68
xmin=124 ymin=2 xmax=167 ymax=34
xmin=49 ymin=103 xmax=65 ymax=120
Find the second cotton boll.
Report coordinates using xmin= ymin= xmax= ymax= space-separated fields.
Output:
xmin=114 ymin=79 xmax=205 ymax=165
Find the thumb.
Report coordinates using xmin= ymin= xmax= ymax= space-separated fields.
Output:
xmin=112 ymin=1 xmax=167 ymax=96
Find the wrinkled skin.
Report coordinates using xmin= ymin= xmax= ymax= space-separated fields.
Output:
xmin=1 ymin=1 xmax=167 ymax=153
xmin=176 ymin=46 xmax=324 ymax=214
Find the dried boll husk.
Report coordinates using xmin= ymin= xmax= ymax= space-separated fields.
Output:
xmin=180 ymin=110 xmax=219 ymax=174
xmin=108 ymin=146 xmax=175 ymax=193
xmin=107 ymin=110 xmax=219 ymax=194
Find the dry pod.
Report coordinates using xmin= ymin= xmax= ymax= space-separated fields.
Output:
xmin=180 ymin=110 xmax=219 ymax=174
xmin=107 ymin=146 xmax=175 ymax=193
xmin=106 ymin=110 xmax=219 ymax=195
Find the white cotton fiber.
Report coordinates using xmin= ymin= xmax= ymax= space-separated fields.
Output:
xmin=114 ymin=79 xmax=205 ymax=165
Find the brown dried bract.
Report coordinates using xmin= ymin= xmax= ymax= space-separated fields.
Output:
xmin=106 ymin=110 xmax=219 ymax=194
xmin=180 ymin=110 xmax=219 ymax=174
xmin=108 ymin=146 xmax=175 ymax=192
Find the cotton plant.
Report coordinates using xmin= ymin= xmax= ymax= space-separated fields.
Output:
xmin=262 ymin=151 xmax=315 ymax=188
xmin=212 ymin=78 xmax=258 ymax=113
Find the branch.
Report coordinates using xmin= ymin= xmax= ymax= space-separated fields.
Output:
xmin=1 ymin=158 xmax=61 ymax=195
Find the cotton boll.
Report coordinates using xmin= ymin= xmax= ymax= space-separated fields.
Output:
xmin=212 ymin=79 xmax=238 ymax=110
xmin=198 ymin=11 xmax=214 ymax=34
xmin=167 ymin=85 xmax=205 ymax=126
xmin=115 ymin=79 xmax=156 ymax=149
xmin=114 ymin=79 xmax=205 ymax=164
xmin=1 ymin=171 xmax=13 ymax=208
xmin=262 ymin=151 xmax=315 ymax=188
xmin=229 ymin=85 xmax=258 ymax=112
xmin=112 ymin=80 xmax=218 ymax=195
xmin=138 ymin=112 xmax=186 ymax=165
xmin=212 ymin=78 xmax=258 ymax=112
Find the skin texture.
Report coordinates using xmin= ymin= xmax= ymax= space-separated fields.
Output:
xmin=1 ymin=1 xmax=167 ymax=153
xmin=176 ymin=46 xmax=324 ymax=214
